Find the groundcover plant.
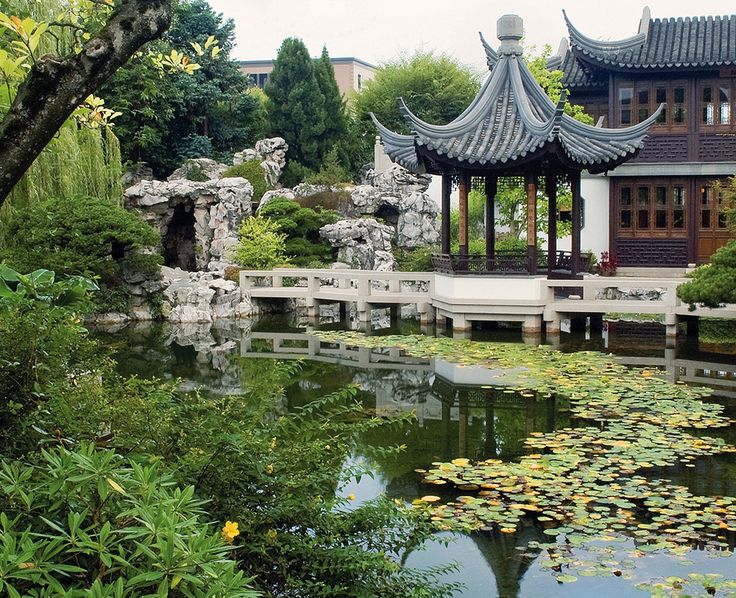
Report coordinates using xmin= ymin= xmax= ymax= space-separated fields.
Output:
xmin=315 ymin=332 xmax=736 ymax=596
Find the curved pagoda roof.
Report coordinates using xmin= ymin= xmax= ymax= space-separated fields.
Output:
xmin=564 ymin=8 xmax=736 ymax=71
xmin=372 ymin=15 xmax=662 ymax=176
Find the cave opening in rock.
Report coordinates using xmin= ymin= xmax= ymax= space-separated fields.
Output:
xmin=164 ymin=202 xmax=197 ymax=271
xmin=375 ymin=203 xmax=400 ymax=227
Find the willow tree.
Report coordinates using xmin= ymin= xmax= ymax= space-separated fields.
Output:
xmin=0 ymin=0 xmax=174 ymax=204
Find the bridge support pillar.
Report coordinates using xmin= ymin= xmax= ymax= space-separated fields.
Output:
xmin=665 ymin=313 xmax=678 ymax=343
xmin=522 ymin=315 xmax=542 ymax=334
xmin=357 ymin=302 xmax=371 ymax=324
xmin=452 ymin=314 xmax=471 ymax=333
xmin=306 ymin=298 xmax=320 ymax=320
xmin=418 ymin=303 xmax=435 ymax=325
xmin=545 ymin=314 xmax=561 ymax=335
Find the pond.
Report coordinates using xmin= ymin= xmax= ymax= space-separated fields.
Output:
xmin=96 ymin=314 xmax=736 ymax=598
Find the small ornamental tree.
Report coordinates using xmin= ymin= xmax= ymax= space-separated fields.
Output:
xmin=678 ymin=241 xmax=736 ymax=308
xmin=265 ymin=38 xmax=326 ymax=170
xmin=234 ymin=216 xmax=288 ymax=269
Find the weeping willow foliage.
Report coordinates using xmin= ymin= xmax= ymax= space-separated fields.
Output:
xmin=4 ymin=124 xmax=123 ymax=212
xmin=0 ymin=0 xmax=124 ymax=237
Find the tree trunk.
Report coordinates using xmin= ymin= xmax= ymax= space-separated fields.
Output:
xmin=0 ymin=0 xmax=173 ymax=204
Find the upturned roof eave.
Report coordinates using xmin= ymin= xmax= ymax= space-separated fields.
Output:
xmin=413 ymin=138 xmax=642 ymax=176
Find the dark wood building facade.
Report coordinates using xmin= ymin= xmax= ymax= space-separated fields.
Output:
xmin=558 ymin=8 xmax=736 ymax=266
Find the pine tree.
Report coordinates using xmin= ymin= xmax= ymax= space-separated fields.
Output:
xmin=265 ymin=38 xmax=326 ymax=170
xmin=314 ymin=47 xmax=347 ymax=161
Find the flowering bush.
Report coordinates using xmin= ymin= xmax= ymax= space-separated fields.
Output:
xmin=0 ymin=443 xmax=257 ymax=597
xmin=597 ymin=250 xmax=617 ymax=276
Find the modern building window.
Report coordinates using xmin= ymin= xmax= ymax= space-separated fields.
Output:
xmin=357 ymin=73 xmax=362 ymax=90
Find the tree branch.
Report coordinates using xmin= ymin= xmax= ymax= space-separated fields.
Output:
xmin=0 ymin=0 xmax=173 ymax=204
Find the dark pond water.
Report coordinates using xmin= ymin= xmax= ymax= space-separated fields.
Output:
xmin=95 ymin=313 xmax=736 ymax=598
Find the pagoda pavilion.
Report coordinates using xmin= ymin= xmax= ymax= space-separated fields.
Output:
xmin=372 ymin=14 xmax=663 ymax=277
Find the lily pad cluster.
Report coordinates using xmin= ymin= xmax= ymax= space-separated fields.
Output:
xmin=314 ymin=332 xmax=736 ymax=586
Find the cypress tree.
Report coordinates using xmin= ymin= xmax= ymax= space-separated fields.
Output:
xmin=265 ymin=38 xmax=326 ymax=170
xmin=314 ymin=46 xmax=347 ymax=160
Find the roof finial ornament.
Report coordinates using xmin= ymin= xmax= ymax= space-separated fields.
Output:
xmin=497 ymin=14 xmax=524 ymax=56
xmin=638 ymin=6 xmax=651 ymax=38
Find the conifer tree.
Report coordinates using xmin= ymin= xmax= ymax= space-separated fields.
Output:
xmin=265 ymin=38 xmax=326 ymax=170
xmin=314 ymin=46 xmax=347 ymax=158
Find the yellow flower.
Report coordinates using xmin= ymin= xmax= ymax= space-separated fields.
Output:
xmin=270 ymin=437 xmax=277 ymax=449
xmin=265 ymin=464 xmax=274 ymax=474
xmin=221 ymin=521 xmax=240 ymax=543
xmin=347 ymin=493 xmax=356 ymax=501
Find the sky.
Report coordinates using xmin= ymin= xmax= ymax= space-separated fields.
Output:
xmin=208 ymin=0 xmax=735 ymax=71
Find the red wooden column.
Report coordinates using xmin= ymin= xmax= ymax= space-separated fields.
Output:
xmin=571 ymin=171 xmax=582 ymax=276
xmin=545 ymin=173 xmax=557 ymax=272
xmin=441 ymin=174 xmax=452 ymax=255
xmin=458 ymin=173 xmax=470 ymax=257
xmin=485 ymin=176 xmax=497 ymax=271
xmin=525 ymin=172 xmax=538 ymax=274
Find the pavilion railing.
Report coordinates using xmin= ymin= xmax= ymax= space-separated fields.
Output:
xmin=431 ymin=250 xmax=593 ymax=275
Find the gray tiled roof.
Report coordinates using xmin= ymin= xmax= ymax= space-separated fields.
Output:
xmin=558 ymin=50 xmax=606 ymax=90
xmin=565 ymin=11 xmax=736 ymax=69
xmin=372 ymin=30 xmax=660 ymax=175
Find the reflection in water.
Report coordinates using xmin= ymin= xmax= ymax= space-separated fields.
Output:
xmin=96 ymin=315 xmax=736 ymax=598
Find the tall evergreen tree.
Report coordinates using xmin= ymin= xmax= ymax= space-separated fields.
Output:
xmin=314 ymin=46 xmax=347 ymax=158
xmin=265 ymin=38 xmax=326 ymax=170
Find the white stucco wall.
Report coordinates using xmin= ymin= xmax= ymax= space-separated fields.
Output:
xmin=434 ymin=274 xmax=547 ymax=301
xmin=557 ymin=173 xmax=610 ymax=258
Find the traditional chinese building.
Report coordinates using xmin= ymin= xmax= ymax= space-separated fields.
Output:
xmin=557 ymin=7 xmax=736 ymax=267
xmin=373 ymin=14 xmax=660 ymax=278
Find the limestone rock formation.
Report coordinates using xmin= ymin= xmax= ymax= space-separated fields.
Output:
xmin=350 ymin=164 xmax=439 ymax=249
xmin=159 ymin=267 xmax=246 ymax=323
xmin=320 ymin=218 xmax=396 ymax=271
xmin=124 ymin=177 xmax=253 ymax=272
xmin=167 ymin=158 xmax=228 ymax=182
xmin=233 ymin=137 xmax=288 ymax=187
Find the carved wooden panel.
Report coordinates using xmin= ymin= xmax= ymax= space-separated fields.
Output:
xmin=698 ymin=135 xmax=736 ymax=161
xmin=631 ymin=135 xmax=689 ymax=163
xmin=616 ymin=238 xmax=688 ymax=266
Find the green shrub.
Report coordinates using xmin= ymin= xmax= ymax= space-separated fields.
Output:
xmin=234 ymin=216 xmax=288 ymax=269
xmin=281 ymin=161 xmax=313 ymax=188
xmin=0 ymin=443 xmax=257 ymax=597
xmin=395 ymin=246 xmax=436 ymax=271
xmin=222 ymin=159 xmax=269 ymax=201
xmin=259 ymin=197 xmax=338 ymax=266
xmin=306 ymin=148 xmax=350 ymax=186
xmin=495 ymin=236 xmax=527 ymax=252
xmin=0 ymin=196 xmax=161 ymax=313
xmin=296 ymin=189 xmax=352 ymax=213
xmin=181 ymin=160 xmax=210 ymax=182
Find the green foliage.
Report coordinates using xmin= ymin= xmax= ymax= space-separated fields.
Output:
xmin=178 ymin=160 xmax=209 ymax=182
xmin=394 ymin=246 xmax=435 ymax=272
xmin=0 ymin=195 xmax=159 ymax=280
xmin=101 ymin=0 xmax=265 ymax=177
xmin=296 ymin=189 xmax=352 ymax=213
xmin=222 ymin=159 xmax=269 ymax=201
xmin=266 ymin=38 xmax=326 ymax=170
xmin=305 ymin=147 xmax=350 ymax=186
xmin=3 ymin=123 xmax=123 ymax=214
xmin=354 ymin=50 xmax=480 ymax=136
xmin=526 ymin=44 xmax=594 ymax=125
xmin=678 ymin=241 xmax=736 ymax=308
xmin=353 ymin=51 xmax=480 ymax=161
xmin=258 ymin=197 xmax=338 ymax=266
xmin=314 ymin=47 xmax=347 ymax=154
xmin=234 ymin=215 xmax=288 ymax=269
xmin=281 ymin=161 xmax=314 ymax=188
xmin=0 ymin=195 xmax=160 ymax=313
xmin=0 ymin=443 xmax=257 ymax=597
